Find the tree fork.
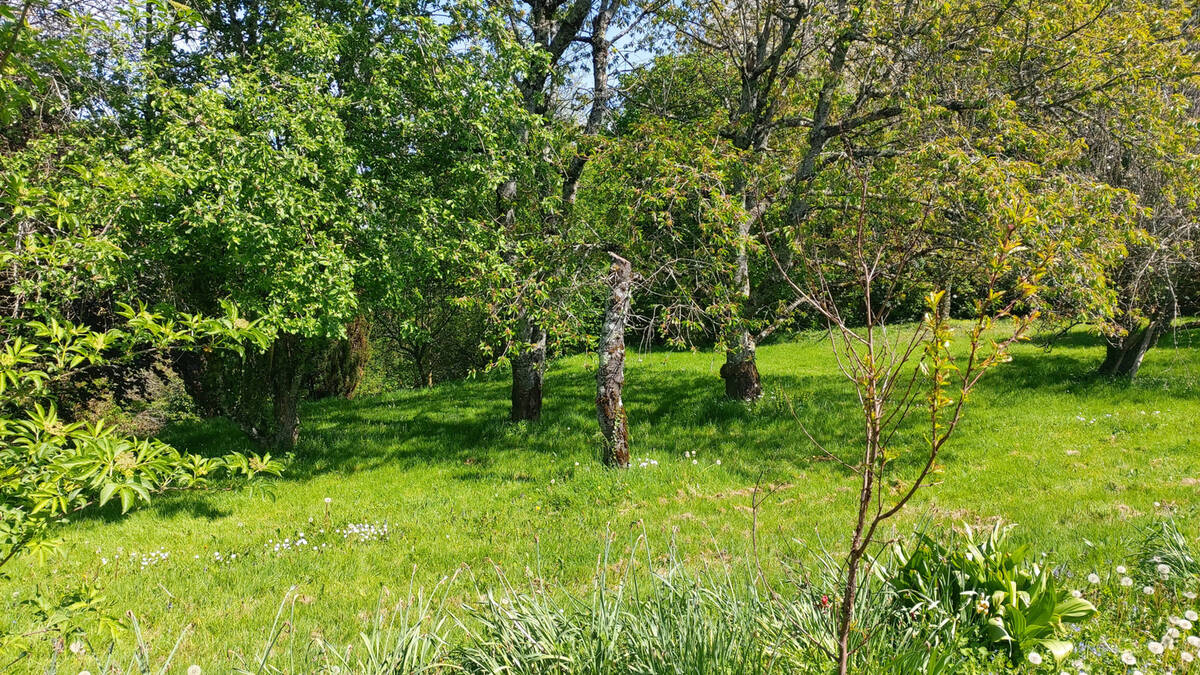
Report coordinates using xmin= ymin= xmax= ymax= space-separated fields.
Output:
xmin=1098 ymin=317 xmax=1165 ymax=379
xmin=597 ymin=253 xmax=632 ymax=467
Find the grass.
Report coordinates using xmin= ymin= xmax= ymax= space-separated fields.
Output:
xmin=2 ymin=324 xmax=1198 ymax=670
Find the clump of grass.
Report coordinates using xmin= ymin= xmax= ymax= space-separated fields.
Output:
xmin=235 ymin=530 xmax=980 ymax=674
xmin=451 ymin=536 xmax=787 ymax=674
xmin=1138 ymin=519 xmax=1200 ymax=587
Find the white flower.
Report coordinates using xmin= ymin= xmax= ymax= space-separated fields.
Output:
xmin=1187 ymin=636 xmax=1200 ymax=648
xmin=1149 ymin=641 xmax=1165 ymax=655
xmin=1158 ymin=563 xmax=1172 ymax=578
xmin=1186 ymin=610 xmax=1198 ymax=622
xmin=1183 ymin=651 xmax=1195 ymax=663
xmin=1144 ymin=586 xmax=1156 ymax=595
xmin=1071 ymin=589 xmax=1082 ymax=598
xmin=187 ymin=667 xmax=202 ymax=675
xmin=715 ymin=459 xmax=721 ymax=465
xmin=1121 ymin=651 xmax=1137 ymax=666
xmin=1027 ymin=651 xmax=1043 ymax=665
xmin=1121 ymin=576 xmax=1133 ymax=587
xmin=1168 ymin=627 xmax=1181 ymax=639
xmin=324 ymin=497 xmax=332 ymax=504
xmin=69 ymin=640 xmax=85 ymax=655
xmin=1117 ymin=565 xmax=1127 ymax=574
xmin=1180 ymin=619 xmax=1193 ymax=630
xmin=692 ymin=459 xmax=698 ymax=465
xmin=549 ymin=479 xmax=555 ymax=484
xmin=1087 ymin=573 xmax=1100 ymax=584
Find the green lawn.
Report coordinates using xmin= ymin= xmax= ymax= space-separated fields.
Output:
xmin=3 ymin=325 xmax=1199 ymax=669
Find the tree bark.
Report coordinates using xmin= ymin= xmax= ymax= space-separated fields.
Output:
xmin=1098 ymin=317 xmax=1165 ymax=379
xmin=307 ymin=316 xmax=368 ymax=400
xmin=597 ymin=253 xmax=632 ymax=467
xmin=721 ymin=197 xmax=764 ymax=402
xmin=938 ymin=283 xmax=952 ymax=322
xmin=721 ymin=207 xmax=762 ymax=402
xmin=271 ymin=333 xmax=303 ymax=449
xmin=411 ymin=346 xmax=434 ymax=389
xmin=721 ymin=332 xmax=763 ymax=401
xmin=510 ymin=321 xmax=547 ymax=421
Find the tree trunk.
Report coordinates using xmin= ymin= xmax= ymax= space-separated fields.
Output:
xmin=306 ymin=316 xmax=368 ymax=400
xmin=715 ymin=170 xmax=763 ymax=401
xmin=721 ymin=197 xmax=764 ymax=402
xmin=597 ymin=253 xmax=632 ymax=468
xmin=938 ymin=282 xmax=952 ymax=322
xmin=271 ymin=333 xmax=303 ymax=449
xmin=721 ymin=332 xmax=762 ymax=401
xmin=510 ymin=321 xmax=546 ymax=421
xmin=411 ymin=346 xmax=434 ymax=389
xmin=1098 ymin=318 xmax=1164 ymax=379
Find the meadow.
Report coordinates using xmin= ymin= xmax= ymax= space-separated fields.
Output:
xmin=3 ymin=325 xmax=1198 ymax=670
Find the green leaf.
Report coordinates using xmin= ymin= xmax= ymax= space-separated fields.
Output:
xmin=1038 ymin=639 xmax=1074 ymax=663
xmin=119 ymin=487 xmax=134 ymax=514
xmin=98 ymin=482 xmax=118 ymax=507
xmin=1053 ymin=597 xmax=1096 ymax=623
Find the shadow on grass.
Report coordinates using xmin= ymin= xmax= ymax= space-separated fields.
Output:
xmin=69 ymin=486 xmax=234 ymax=526
xmin=155 ymin=365 xmax=867 ymax=485
xmin=141 ymin=327 xmax=1197 ymax=518
xmin=1019 ymin=329 xmax=1198 ymax=398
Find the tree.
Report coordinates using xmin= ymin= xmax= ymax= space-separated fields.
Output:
xmin=100 ymin=0 xmax=527 ymax=445
xmin=777 ymin=171 xmax=1074 ymax=673
xmin=624 ymin=0 xmax=1193 ymax=402
xmin=483 ymin=0 xmax=634 ymax=422
xmin=1081 ymin=24 xmax=1199 ymax=378
xmin=310 ymin=0 xmax=529 ymax=396
xmin=120 ymin=8 xmax=361 ymax=447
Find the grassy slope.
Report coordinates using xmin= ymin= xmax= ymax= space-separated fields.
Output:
xmin=2 ymin=325 xmax=1198 ymax=668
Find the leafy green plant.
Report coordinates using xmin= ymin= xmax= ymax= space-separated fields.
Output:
xmin=888 ymin=522 xmax=1096 ymax=665
xmin=0 ymin=302 xmax=281 ymax=572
